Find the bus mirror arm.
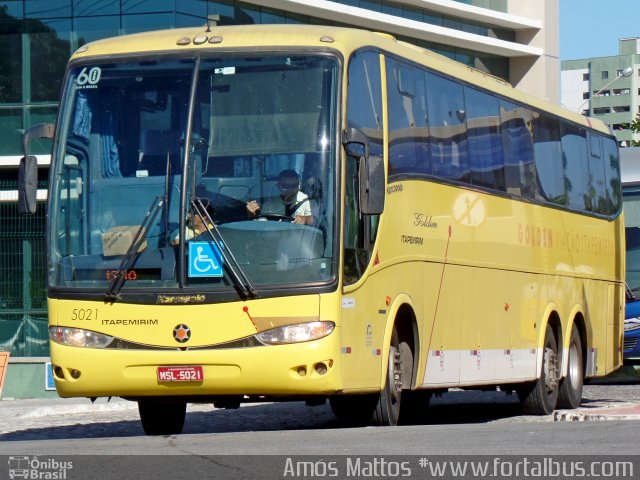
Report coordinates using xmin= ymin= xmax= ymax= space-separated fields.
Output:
xmin=342 ymin=127 xmax=369 ymax=158
xmin=22 ymin=123 xmax=55 ymax=158
xmin=18 ymin=123 xmax=55 ymax=215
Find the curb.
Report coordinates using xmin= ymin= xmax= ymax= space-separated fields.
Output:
xmin=20 ymin=401 xmax=138 ymax=419
xmin=555 ymin=403 xmax=640 ymax=421
xmin=0 ymin=398 xmax=138 ymax=420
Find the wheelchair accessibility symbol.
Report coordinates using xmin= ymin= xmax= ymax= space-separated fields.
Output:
xmin=188 ymin=241 xmax=224 ymax=278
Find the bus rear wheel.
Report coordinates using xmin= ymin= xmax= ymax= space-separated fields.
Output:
xmin=557 ymin=324 xmax=584 ymax=409
xmin=518 ymin=324 xmax=559 ymax=415
xmin=138 ymin=398 xmax=187 ymax=435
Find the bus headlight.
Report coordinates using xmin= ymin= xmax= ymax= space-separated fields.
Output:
xmin=254 ymin=321 xmax=335 ymax=345
xmin=50 ymin=327 xmax=114 ymax=348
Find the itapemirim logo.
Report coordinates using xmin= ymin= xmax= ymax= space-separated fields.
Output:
xmin=7 ymin=456 xmax=72 ymax=480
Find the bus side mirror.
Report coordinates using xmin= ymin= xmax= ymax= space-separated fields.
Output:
xmin=359 ymin=154 xmax=384 ymax=215
xmin=343 ymin=127 xmax=385 ymax=215
xmin=18 ymin=155 xmax=38 ymax=214
xmin=18 ymin=123 xmax=55 ymax=215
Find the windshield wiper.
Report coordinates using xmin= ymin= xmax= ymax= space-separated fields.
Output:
xmin=191 ymin=198 xmax=258 ymax=299
xmin=105 ymin=195 xmax=165 ymax=301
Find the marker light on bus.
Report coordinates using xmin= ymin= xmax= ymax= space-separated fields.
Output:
xmin=50 ymin=327 xmax=114 ymax=348
xmin=255 ymin=321 xmax=335 ymax=345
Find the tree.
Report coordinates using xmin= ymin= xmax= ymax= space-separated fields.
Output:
xmin=631 ymin=113 xmax=640 ymax=147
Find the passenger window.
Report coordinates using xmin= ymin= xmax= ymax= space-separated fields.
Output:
xmin=603 ymin=136 xmax=622 ymax=214
xmin=560 ymin=124 xmax=590 ymax=211
xmin=465 ymin=86 xmax=504 ymax=190
xmin=386 ymin=60 xmax=430 ymax=177
xmin=500 ymin=101 xmax=535 ymax=198
xmin=532 ymin=115 xmax=565 ymax=204
xmin=587 ymin=134 xmax=608 ymax=214
xmin=425 ymin=72 xmax=469 ymax=182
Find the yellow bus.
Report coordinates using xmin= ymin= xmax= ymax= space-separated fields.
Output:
xmin=18 ymin=24 xmax=624 ymax=435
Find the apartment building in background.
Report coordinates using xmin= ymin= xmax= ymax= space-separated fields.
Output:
xmin=561 ymin=37 xmax=640 ymax=146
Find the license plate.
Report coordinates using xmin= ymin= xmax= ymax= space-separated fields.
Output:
xmin=157 ymin=365 xmax=204 ymax=383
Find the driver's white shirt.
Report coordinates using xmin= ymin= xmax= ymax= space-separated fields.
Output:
xmin=262 ymin=191 xmax=311 ymax=218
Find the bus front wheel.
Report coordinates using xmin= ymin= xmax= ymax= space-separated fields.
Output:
xmin=138 ymin=398 xmax=187 ymax=435
xmin=518 ymin=324 xmax=560 ymax=415
xmin=372 ymin=326 xmax=402 ymax=426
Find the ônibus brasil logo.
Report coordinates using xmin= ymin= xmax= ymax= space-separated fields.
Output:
xmin=8 ymin=456 xmax=73 ymax=479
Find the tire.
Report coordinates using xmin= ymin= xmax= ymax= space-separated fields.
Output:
xmin=138 ymin=398 xmax=187 ymax=435
xmin=372 ymin=326 xmax=403 ymax=426
xmin=518 ymin=324 xmax=560 ymax=415
xmin=557 ymin=324 xmax=584 ymax=409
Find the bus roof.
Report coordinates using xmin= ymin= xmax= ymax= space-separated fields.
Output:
xmin=71 ymin=24 xmax=610 ymax=136
xmin=621 ymin=147 xmax=640 ymax=186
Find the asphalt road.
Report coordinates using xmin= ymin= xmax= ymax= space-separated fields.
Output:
xmin=1 ymin=380 xmax=639 ymax=479
xmin=0 ymin=381 xmax=639 ymax=450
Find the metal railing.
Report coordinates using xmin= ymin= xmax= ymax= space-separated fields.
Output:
xmin=0 ymin=179 xmax=48 ymax=356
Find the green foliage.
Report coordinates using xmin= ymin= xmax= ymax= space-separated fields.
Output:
xmin=631 ymin=113 xmax=640 ymax=147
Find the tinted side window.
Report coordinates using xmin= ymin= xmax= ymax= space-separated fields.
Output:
xmin=603 ymin=136 xmax=622 ymax=214
xmin=587 ymin=133 xmax=608 ymax=214
xmin=465 ymin=86 xmax=504 ymax=190
xmin=561 ymin=124 xmax=590 ymax=211
xmin=386 ymin=60 xmax=430 ymax=177
xmin=425 ymin=72 xmax=469 ymax=182
xmin=532 ymin=115 xmax=565 ymax=204
xmin=347 ymin=50 xmax=383 ymax=156
xmin=501 ymin=101 xmax=535 ymax=198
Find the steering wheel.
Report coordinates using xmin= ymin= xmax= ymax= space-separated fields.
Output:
xmin=258 ymin=213 xmax=293 ymax=222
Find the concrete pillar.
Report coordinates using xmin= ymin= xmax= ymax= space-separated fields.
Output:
xmin=508 ymin=0 xmax=559 ymax=104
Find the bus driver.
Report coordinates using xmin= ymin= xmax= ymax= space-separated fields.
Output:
xmin=246 ymin=169 xmax=315 ymax=225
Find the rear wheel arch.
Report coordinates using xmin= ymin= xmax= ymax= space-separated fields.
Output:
xmin=548 ymin=312 xmax=562 ymax=355
xmin=537 ymin=308 xmax=561 ymax=376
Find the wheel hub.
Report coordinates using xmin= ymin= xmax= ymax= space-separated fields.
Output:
xmin=544 ymin=346 xmax=559 ymax=392
xmin=391 ymin=349 xmax=402 ymax=394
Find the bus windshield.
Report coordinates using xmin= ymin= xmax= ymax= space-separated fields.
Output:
xmin=48 ymin=53 xmax=338 ymax=294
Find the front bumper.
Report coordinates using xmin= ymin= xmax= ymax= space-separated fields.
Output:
xmin=50 ymin=333 xmax=341 ymax=398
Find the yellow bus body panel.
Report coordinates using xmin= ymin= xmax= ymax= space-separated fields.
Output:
xmin=49 ymin=295 xmax=344 ymax=397
xmin=342 ymin=179 xmax=624 ymax=389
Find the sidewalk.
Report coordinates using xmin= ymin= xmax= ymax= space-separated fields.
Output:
xmin=554 ymin=368 xmax=640 ymax=421
xmin=0 ymin=396 xmax=137 ymax=420
xmin=555 ymin=402 xmax=640 ymax=421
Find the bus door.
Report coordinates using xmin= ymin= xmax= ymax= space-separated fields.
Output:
xmin=340 ymin=50 xmax=386 ymax=390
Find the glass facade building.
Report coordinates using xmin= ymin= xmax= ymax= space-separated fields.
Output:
xmin=0 ymin=0 xmax=540 ymax=164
